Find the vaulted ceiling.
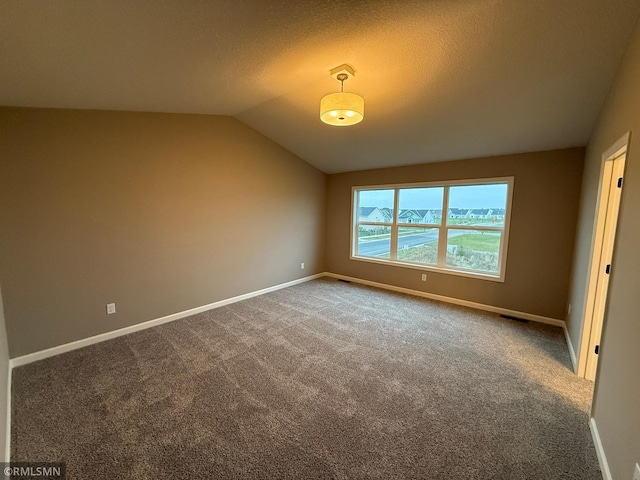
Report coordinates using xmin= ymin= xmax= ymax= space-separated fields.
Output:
xmin=2 ymin=1 xmax=640 ymax=173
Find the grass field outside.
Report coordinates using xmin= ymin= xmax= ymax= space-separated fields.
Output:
xmin=395 ymin=232 xmax=501 ymax=273
xmin=447 ymin=218 xmax=505 ymax=227
xmin=397 ymin=243 xmax=438 ymax=265
xmin=447 ymin=232 xmax=500 ymax=253
xmin=447 ymin=231 xmax=500 ymax=272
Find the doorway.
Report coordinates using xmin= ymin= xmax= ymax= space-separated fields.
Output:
xmin=578 ymin=133 xmax=628 ymax=381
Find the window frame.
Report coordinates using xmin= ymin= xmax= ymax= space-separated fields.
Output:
xmin=350 ymin=177 xmax=514 ymax=282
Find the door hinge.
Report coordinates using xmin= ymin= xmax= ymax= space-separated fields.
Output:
xmin=605 ymin=264 xmax=611 ymax=275
xmin=595 ymin=345 xmax=600 ymax=355
xmin=617 ymin=177 xmax=623 ymax=188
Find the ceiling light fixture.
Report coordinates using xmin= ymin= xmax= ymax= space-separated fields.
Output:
xmin=320 ymin=64 xmax=364 ymax=126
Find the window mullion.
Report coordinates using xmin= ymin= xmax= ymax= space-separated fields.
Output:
xmin=437 ymin=186 xmax=450 ymax=267
xmin=390 ymin=189 xmax=399 ymax=260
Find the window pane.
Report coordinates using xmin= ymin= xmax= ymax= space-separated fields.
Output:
xmin=447 ymin=183 xmax=508 ymax=227
xmin=396 ymin=227 xmax=438 ymax=265
xmin=446 ymin=230 xmax=501 ymax=273
xmin=357 ymin=226 xmax=392 ymax=259
xmin=358 ymin=189 xmax=394 ymax=223
xmin=397 ymin=187 xmax=444 ymax=225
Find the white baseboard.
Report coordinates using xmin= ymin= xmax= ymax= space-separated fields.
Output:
xmin=324 ymin=272 xmax=566 ymax=328
xmin=590 ymin=417 xmax=612 ymax=480
xmin=4 ymin=364 xmax=10 ymax=462
xmin=563 ymin=323 xmax=578 ymax=373
xmin=10 ymin=273 xmax=324 ymax=368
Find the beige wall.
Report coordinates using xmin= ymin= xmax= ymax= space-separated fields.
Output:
xmin=0 ymin=286 xmax=9 ymax=460
xmin=567 ymin=18 xmax=640 ymax=480
xmin=326 ymin=149 xmax=584 ymax=320
xmin=0 ymin=108 xmax=326 ymax=358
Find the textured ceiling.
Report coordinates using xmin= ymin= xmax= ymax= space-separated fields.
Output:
xmin=2 ymin=1 xmax=640 ymax=173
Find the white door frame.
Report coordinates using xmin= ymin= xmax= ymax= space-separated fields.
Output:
xmin=577 ymin=133 xmax=628 ymax=379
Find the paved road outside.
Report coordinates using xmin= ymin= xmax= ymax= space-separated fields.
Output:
xmin=357 ymin=231 xmax=465 ymax=257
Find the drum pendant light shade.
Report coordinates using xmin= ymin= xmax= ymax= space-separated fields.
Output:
xmin=320 ymin=92 xmax=364 ymax=126
xmin=320 ymin=66 xmax=364 ymax=126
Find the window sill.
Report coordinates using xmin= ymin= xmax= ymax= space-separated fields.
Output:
xmin=350 ymin=255 xmax=506 ymax=283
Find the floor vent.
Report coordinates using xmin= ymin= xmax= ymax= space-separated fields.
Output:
xmin=500 ymin=314 xmax=529 ymax=323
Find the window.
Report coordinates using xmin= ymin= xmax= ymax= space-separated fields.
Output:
xmin=352 ymin=178 xmax=513 ymax=281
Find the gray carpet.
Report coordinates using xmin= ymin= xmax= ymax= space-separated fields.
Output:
xmin=11 ymin=278 xmax=600 ymax=479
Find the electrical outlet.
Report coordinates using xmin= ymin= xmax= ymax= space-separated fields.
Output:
xmin=421 ymin=274 xmax=427 ymax=281
xmin=106 ymin=303 xmax=116 ymax=315
xmin=633 ymin=463 xmax=640 ymax=480
xmin=300 ymin=262 xmax=305 ymax=270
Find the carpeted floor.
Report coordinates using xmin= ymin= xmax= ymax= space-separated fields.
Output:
xmin=11 ymin=278 xmax=600 ymax=479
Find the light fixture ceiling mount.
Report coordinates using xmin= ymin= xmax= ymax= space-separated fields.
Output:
xmin=320 ymin=64 xmax=364 ymax=127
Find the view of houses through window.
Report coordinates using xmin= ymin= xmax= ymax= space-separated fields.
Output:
xmin=352 ymin=178 xmax=513 ymax=279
